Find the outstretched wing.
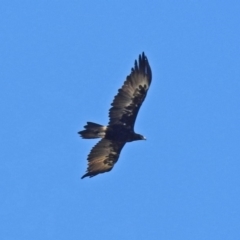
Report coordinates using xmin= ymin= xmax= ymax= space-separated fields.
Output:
xmin=81 ymin=139 xmax=125 ymax=178
xmin=108 ymin=52 xmax=152 ymax=128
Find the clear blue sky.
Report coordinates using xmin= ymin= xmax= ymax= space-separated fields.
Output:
xmin=1 ymin=1 xmax=240 ymax=239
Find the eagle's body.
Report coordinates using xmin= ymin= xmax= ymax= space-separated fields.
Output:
xmin=79 ymin=52 xmax=152 ymax=178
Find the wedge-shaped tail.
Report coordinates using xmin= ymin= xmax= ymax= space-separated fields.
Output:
xmin=78 ymin=122 xmax=107 ymax=139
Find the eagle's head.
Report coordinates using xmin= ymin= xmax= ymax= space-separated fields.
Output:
xmin=133 ymin=133 xmax=146 ymax=141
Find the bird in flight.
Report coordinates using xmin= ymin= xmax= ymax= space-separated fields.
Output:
xmin=79 ymin=52 xmax=152 ymax=179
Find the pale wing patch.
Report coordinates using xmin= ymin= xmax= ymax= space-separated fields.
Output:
xmin=81 ymin=139 xmax=125 ymax=178
xmin=108 ymin=53 xmax=152 ymax=127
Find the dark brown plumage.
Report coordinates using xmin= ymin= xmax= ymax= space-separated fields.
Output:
xmin=79 ymin=52 xmax=152 ymax=179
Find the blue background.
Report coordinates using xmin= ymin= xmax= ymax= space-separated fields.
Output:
xmin=1 ymin=1 xmax=240 ymax=239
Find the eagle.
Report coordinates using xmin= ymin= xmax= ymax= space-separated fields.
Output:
xmin=79 ymin=52 xmax=152 ymax=179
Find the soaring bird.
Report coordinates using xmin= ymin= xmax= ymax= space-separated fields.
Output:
xmin=79 ymin=52 xmax=152 ymax=179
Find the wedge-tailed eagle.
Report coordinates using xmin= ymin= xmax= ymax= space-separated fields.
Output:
xmin=79 ymin=52 xmax=152 ymax=178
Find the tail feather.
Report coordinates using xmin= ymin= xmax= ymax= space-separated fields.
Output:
xmin=78 ymin=122 xmax=107 ymax=139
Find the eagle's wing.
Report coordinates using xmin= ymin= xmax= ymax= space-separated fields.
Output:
xmin=81 ymin=139 xmax=125 ymax=178
xmin=108 ymin=52 xmax=152 ymax=128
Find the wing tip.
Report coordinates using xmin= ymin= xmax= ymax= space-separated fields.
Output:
xmin=135 ymin=51 xmax=152 ymax=80
xmin=81 ymin=174 xmax=87 ymax=179
xmin=81 ymin=172 xmax=95 ymax=179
